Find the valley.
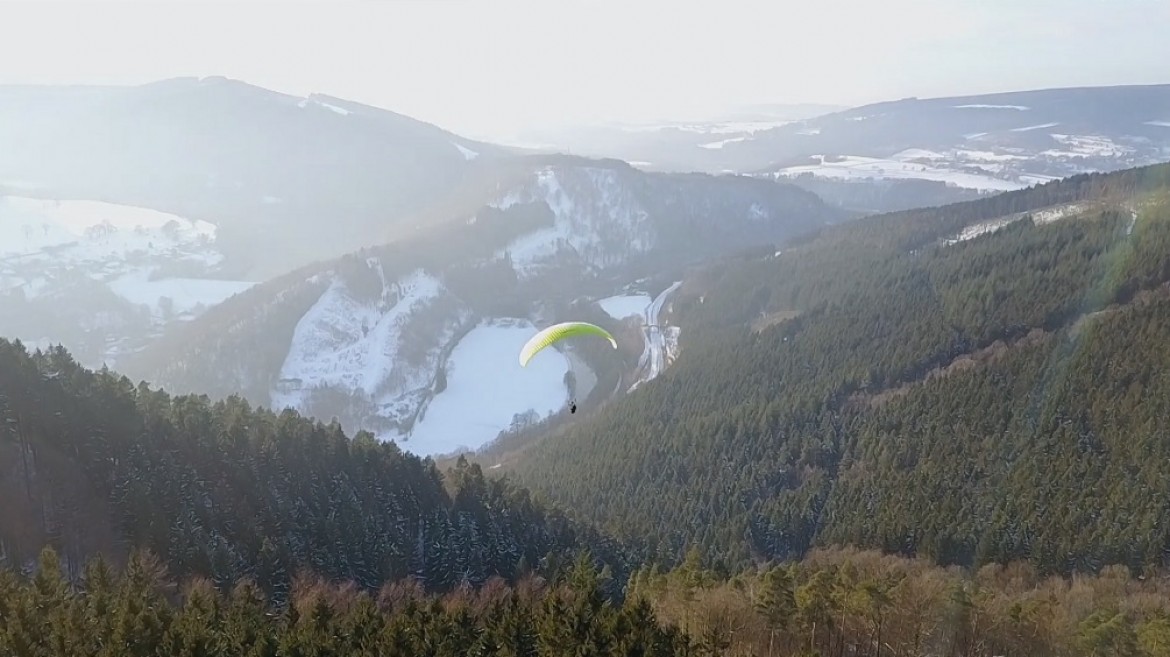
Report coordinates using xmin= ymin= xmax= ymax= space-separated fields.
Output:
xmin=5 ymin=69 xmax=1170 ymax=657
xmin=6 ymin=0 xmax=1170 ymax=652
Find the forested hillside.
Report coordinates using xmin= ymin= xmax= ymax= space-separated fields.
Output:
xmin=0 ymin=339 xmax=638 ymax=601
xmin=509 ymin=163 xmax=1170 ymax=575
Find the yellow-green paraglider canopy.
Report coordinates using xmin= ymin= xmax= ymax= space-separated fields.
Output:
xmin=519 ymin=321 xmax=618 ymax=367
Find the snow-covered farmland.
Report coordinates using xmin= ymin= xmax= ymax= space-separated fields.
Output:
xmin=598 ymin=293 xmax=652 ymax=320
xmin=0 ymin=196 xmax=215 ymax=261
xmin=776 ymin=155 xmax=1025 ymax=192
xmin=108 ymin=270 xmax=255 ymax=319
xmin=402 ymin=319 xmax=570 ymax=457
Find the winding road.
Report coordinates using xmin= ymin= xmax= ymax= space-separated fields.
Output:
xmin=628 ymin=281 xmax=682 ymax=393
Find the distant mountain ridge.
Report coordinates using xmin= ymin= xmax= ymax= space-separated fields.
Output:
xmin=513 ymin=84 xmax=1170 ymax=213
xmin=0 ymin=76 xmax=509 ymax=280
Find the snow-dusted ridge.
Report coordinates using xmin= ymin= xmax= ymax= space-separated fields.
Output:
xmin=488 ymin=166 xmax=654 ymax=278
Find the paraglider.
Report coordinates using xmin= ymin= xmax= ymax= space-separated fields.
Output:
xmin=518 ymin=321 xmax=618 ymax=367
xmin=519 ymin=322 xmax=618 ymax=415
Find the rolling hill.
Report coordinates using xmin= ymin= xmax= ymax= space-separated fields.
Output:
xmin=0 ymin=76 xmax=509 ymax=279
xmin=116 ymin=156 xmax=844 ymax=457
xmin=520 ymin=84 xmax=1170 ymax=214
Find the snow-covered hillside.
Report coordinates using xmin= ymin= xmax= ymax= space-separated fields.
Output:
xmin=0 ymin=196 xmax=254 ymax=365
xmin=488 ymin=166 xmax=655 ymax=278
xmin=259 ymin=264 xmax=594 ymax=457
xmin=748 ymin=87 xmax=1170 ymax=202
xmin=475 ymin=161 xmax=838 ymax=282
xmin=940 ymin=201 xmax=1095 ymax=247
xmin=270 ymin=266 xmax=472 ymax=441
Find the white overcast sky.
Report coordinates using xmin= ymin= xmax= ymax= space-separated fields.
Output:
xmin=0 ymin=0 xmax=1167 ymax=139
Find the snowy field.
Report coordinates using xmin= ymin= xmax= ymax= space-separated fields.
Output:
xmin=109 ymin=269 xmax=255 ymax=318
xmin=0 ymin=196 xmax=215 ymax=261
xmin=953 ymin=104 xmax=1030 ymax=110
xmin=1044 ymin=134 xmax=1134 ymax=158
xmin=0 ymin=195 xmax=250 ymax=314
xmin=776 ymin=154 xmax=1026 ymax=192
xmin=402 ymin=320 xmax=569 ymax=457
xmin=0 ymin=194 xmax=252 ymax=365
xmin=598 ymin=293 xmax=652 ymax=319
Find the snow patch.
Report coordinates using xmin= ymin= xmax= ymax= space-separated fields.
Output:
xmin=954 ymin=104 xmax=1030 ymax=110
xmin=1045 ymin=134 xmax=1133 ymax=158
xmin=776 ymin=155 xmax=1025 ymax=192
xmin=955 ymin=150 xmax=1030 ymax=163
xmin=0 ymin=197 xmax=215 ymax=258
xmin=493 ymin=167 xmax=653 ymax=278
xmin=401 ymin=319 xmax=570 ymax=457
xmin=699 ymin=136 xmax=748 ymax=149
xmin=453 ymin=142 xmax=480 ymax=160
xmin=598 ymin=294 xmax=653 ymax=320
xmin=272 ymin=269 xmax=445 ymax=409
xmin=1018 ymin=174 xmax=1061 ymax=185
xmin=318 ymin=101 xmax=351 ymax=116
xmin=619 ymin=120 xmax=792 ymax=134
xmin=893 ymin=148 xmax=948 ymax=160
xmin=943 ymin=202 xmax=1086 ymax=246
xmin=1010 ymin=122 xmax=1060 ymax=132
xmin=1031 ymin=203 xmax=1085 ymax=225
xmin=943 ymin=218 xmax=1018 ymax=245
xmin=109 ymin=269 xmax=256 ymax=319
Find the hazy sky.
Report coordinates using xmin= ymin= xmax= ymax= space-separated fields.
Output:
xmin=1 ymin=0 xmax=1167 ymax=139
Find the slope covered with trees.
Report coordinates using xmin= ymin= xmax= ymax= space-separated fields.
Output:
xmin=509 ymin=163 xmax=1170 ymax=575
xmin=10 ymin=543 xmax=1170 ymax=657
xmin=0 ymin=339 xmax=638 ymax=601
xmin=0 ymin=548 xmax=691 ymax=657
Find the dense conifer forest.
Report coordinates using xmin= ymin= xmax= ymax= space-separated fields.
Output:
xmin=510 ymin=163 xmax=1170 ymax=574
xmin=0 ymin=339 xmax=637 ymax=600
xmin=9 ymin=544 xmax=1170 ymax=656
